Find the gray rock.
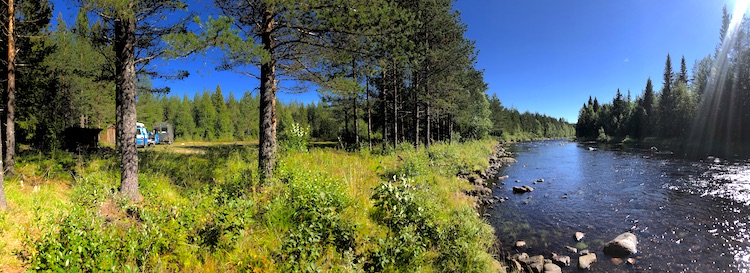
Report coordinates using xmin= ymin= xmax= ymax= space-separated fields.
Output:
xmin=543 ymin=263 xmax=562 ymax=273
xmin=499 ymin=157 xmax=518 ymax=163
xmin=578 ymin=253 xmax=597 ymax=270
xmin=603 ymin=232 xmax=638 ymax=257
xmin=579 ymin=249 xmax=590 ymax=255
xmin=512 ymin=252 xmax=530 ymax=264
xmin=565 ymin=246 xmax=578 ymax=254
xmin=537 ymin=178 xmax=545 ymax=182
xmin=529 ymin=255 xmax=545 ymax=273
xmin=552 ymin=254 xmax=571 ymax=267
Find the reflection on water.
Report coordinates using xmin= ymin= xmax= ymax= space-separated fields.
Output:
xmin=488 ymin=140 xmax=750 ymax=272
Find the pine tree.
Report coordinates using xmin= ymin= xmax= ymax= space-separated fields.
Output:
xmin=212 ymin=85 xmax=233 ymax=140
xmin=659 ymin=54 xmax=675 ymax=138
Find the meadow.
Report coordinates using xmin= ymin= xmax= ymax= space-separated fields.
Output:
xmin=0 ymin=140 xmax=504 ymax=272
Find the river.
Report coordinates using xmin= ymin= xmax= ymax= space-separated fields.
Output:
xmin=487 ymin=140 xmax=750 ymax=272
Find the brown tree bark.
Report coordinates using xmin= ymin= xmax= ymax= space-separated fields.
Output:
xmin=258 ymin=7 xmax=277 ymax=183
xmin=392 ymin=61 xmax=398 ymax=146
xmin=5 ymin=0 xmax=15 ymax=176
xmin=115 ymin=8 xmax=141 ymax=202
xmin=425 ymin=101 xmax=431 ymax=148
xmin=0 ymin=0 xmax=8 ymax=210
xmin=413 ymin=72 xmax=419 ymax=147
xmin=381 ymin=69 xmax=388 ymax=150
xmin=353 ymin=94 xmax=359 ymax=147
xmin=366 ymin=76 xmax=372 ymax=149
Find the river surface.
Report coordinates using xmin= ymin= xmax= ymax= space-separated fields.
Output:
xmin=487 ymin=140 xmax=750 ymax=272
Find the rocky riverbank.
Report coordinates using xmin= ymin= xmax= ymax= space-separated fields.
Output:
xmin=466 ymin=144 xmax=643 ymax=272
xmin=461 ymin=144 xmax=516 ymax=213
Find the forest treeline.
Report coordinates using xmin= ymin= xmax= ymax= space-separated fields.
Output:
xmin=136 ymin=85 xmax=574 ymax=144
xmin=576 ymin=6 xmax=750 ymax=155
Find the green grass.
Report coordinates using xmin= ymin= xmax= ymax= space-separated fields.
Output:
xmin=0 ymin=140 xmax=505 ymax=272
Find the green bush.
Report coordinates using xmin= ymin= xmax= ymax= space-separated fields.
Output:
xmin=272 ymin=164 xmax=356 ymax=272
xmin=367 ymin=177 xmax=437 ymax=272
xmin=280 ymin=122 xmax=310 ymax=153
xmin=391 ymin=148 xmax=430 ymax=178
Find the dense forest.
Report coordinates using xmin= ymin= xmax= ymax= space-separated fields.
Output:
xmin=576 ymin=6 xmax=750 ymax=156
xmin=134 ymin=85 xmax=573 ymax=144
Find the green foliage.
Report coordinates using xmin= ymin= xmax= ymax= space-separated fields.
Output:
xmin=367 ymin=178 xmax=434 ymax=271
xmin=273 ymin=163 xmax=356 ymax=272
xmin=280 ymin=122 xmax=310 ymax=153
xmin=14 ymin=139 xmax=500 ymax=272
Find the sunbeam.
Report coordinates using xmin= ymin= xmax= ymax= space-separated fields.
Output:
xmin=689 ymin=0 xmax=750 ymax=157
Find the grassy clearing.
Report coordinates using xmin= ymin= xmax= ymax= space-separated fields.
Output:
xmin=0 ymin=140 xmax=503 ymax=272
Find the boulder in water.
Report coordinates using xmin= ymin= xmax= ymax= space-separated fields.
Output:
xmin=575 ymin=232 xmax=585 ymax=241
xmin=552 ymin=253 xmax=571 ymax=267
xmin=515 ymin=240 xmax=526 ymax=248
xmin=565 ymin=246 xmax=578 ymax=254
xmin=578 ymin=253 xmax=596 ymax=270
xmin=603 ymin=232 xmax=638 ymax=257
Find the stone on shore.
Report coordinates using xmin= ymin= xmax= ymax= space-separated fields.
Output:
xmin=603 ymin=232 xmax=638 ymax=257
xmin=578 ymin=253 xmax=597 ymax=270
xmin=528 ymin=255 xmax=545 ymax=273
xmin=499 ymin=157 xmax=518 ymax=163
xmin=511 ymin=252 xmax=530 ymax=264
xmin=543 ymin=262 xmax=562 ymax=273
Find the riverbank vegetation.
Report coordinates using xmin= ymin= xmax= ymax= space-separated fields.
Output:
xmin=0 ymin=140 xmax=505 ymax=272
xmin=576 ymin=6 xmax=750 ymax=156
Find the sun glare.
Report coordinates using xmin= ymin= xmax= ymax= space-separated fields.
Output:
xmin=731 ymin=0 xmax=750 ymax=34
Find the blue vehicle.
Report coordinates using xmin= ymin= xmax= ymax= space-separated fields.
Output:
xmin=136 ymin=122 xmax=156 ymax=148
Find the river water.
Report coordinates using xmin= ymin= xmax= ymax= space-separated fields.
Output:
xmin=487 ymin=140 xmax=750 ymax=272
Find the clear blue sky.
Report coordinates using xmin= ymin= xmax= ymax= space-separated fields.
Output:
xmin=50 ymin=0 xmax=739 ymax=122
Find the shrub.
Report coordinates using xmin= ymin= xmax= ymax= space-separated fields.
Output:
xmin=280 ymin=122 xmax=310 ymax=153
xmin=271 ymin=165 xmax=356 ymax=272
xmin=367 ymin=177 xmax=437 ymax=272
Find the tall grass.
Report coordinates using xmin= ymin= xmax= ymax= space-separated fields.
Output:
xmin=2 ymin=140 xmax=503 ymax=272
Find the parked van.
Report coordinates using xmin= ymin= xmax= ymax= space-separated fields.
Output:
xmin=136 ymin=122 xmax=151 ymax=148
xmin=153 ymin=123 xmax=174 ymax=144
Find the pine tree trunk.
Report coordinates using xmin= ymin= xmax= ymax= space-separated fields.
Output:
xmin=413 ymin=72 xmax=419 ymax=147
xmin=366 ymin=76 xmax=372 ymax=149
xmin=392 ymin=62 xmax=398 ymax=146
xmin=258 ymin=7 xmax=277 ymax=183
xmin=426 ymin=101 xmax=431 ymax=148
xmin=115 ymin=11 xmax=141 ymax=202
xmin=0 ymin=0 xmax=8 ymax=209
xmin=449 ymin=115 xmax=453 ymax=143
xmin=381 ymin=69 xmax=388 ymax=150
xmin=5 ymin=0 xmax=15 ymax=176
xmin=353 ymin=93 xmax=359 ymax=147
